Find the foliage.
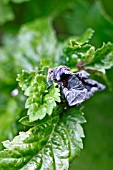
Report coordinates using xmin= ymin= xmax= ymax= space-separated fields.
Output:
xmin=0 ymin=0 xmax=30 ymax=25
xmin=17 ymin=70 xmax=60 ymax=121
xmin=54 ymin=0 xmax=113 ymax=46
xmin=0 ymin=0 xmax=113 ymax=169
xmin=0 ymin=98 xmax=21 ymax=147
xmin=17 ymin=18 xmax=61 ymax=67
xmin=60 ymin=29 xmax=113 ymax=73
xmin=0 ymin=17 xmax=61 ymax=150
xmin=0 ymin=106 xmax=85 ymax=169
xmin=0 ymin=21 xmax=113 ymax=168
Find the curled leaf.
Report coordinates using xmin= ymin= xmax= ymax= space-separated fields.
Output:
xmin=48 ymin=66 xmax=105 ymax=106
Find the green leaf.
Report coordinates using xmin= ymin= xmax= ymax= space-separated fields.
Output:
xmin=17 ymin=70 xmax=36 ymax=91
xmin=60 ymin=30 xmax=113 ymax=73
xmin=0 ymin=106 xmax=86 ymax=170
xmin=75 ymin=28 xmax=94 ymax=45
xmin=17 ymin=70 xmax=61 ymax=121
xmin=0 ymin=98 xmax=22 ymax=150
xmin=18 ymin=18 xmax=62 ymax=67
xmin=60 ymin=37 xmax=92 ymax=69
xmin=1 ymin=18 xmax=61 ymax=73
xmin=56 ymin=0 xmax=113 ymax=47
xmin=86 ymin=42 xmax=113 ymax=73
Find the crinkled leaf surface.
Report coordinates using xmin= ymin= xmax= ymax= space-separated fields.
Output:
xmin=86 ymin=42 xmax=113 ymax=73
xmin=1 ymin=18 xmax=61 ymax=74
xmin=0 ymin=17 xmax=61 ymax=150
xmin=18 ymin=18 xmax=62 ymax=67
xmin=60 ymin=31 xmax=113 ymax=73
xmin=75 ymin=28 xmax=94 ymax=45
xmin=17 ymin=70 xmax=60 ymax=121
xmin=0 ymin=106 xmax=86 ymax=170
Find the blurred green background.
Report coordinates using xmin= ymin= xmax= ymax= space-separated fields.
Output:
xmin=0 ymin=0 xmax=113 ymax=170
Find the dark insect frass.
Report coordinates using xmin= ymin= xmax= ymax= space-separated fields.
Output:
xmin=48 ymin=66 xmax=105 ymax=106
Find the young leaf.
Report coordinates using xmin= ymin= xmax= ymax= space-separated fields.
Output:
xmin=75 ymin=28 xmax=94 ymax=45
xmin=17 ymin=70 xmax=61 ymax=121
xmin=17 ymin=70 xmax=36 ymax=91
xmin=86 ymin=42 xmax=113 ymax=73
xmin=0 ymin=106 xmax=86 ymax=170
xmin=60 ymin=39 xmax=91 ymax=69
xmin=60 ymin=33 xmax=113 ymax=73
xmin=56 ymin=0 xmax=113 ymax=46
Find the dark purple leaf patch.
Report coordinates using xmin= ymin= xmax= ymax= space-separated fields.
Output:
xmin=48 ymin=66 xmax=105 ymax=106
